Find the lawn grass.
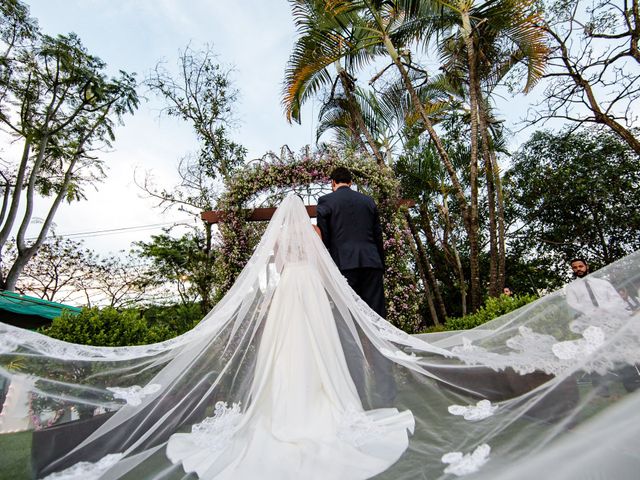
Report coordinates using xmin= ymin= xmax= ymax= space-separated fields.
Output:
xmin=0 ymin=431 xmax=32 ymax=480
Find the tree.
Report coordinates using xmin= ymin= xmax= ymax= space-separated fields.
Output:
xmin=283 ymin=0 xmax=548 ymax=310
xmin=396 ymin=113 xmax=476 ymax=319
xmin=142 ymin=44 xmax=244 ymax=310
xmin=506 ymin=126 xmax=640 ymax=268
xmin=134 ymin=231 xmax=216 ymax=313
xmin=532 ymin=0 xmax=640 ymax=155
xmin=145 ymin=43 xmax=246 ymax=180
xmin=88 ymin=253 xmax=154 ymax=308
xmin=8 ymin=235 xmax=96 ymax=303
xmin=0 ymin=4 xmax=138 ymax=291
xmin=6 ymin=235 xmax=154 ymax=308
xmin=284 ymin=0 xmax=387 ymax=164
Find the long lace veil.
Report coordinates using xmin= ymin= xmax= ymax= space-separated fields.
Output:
xmin=1 ymin=195 xmax=640 ymax=479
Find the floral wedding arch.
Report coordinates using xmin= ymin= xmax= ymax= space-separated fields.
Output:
xmin=213 ymin=147 xmax=421 ymax=332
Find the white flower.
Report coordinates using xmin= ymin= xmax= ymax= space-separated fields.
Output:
xmin=442 ymin=444 xmax=491 ymax=476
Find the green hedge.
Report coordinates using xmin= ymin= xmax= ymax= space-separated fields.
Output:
xmin=40 ymin=304 xmax=203 ymax=346
xmin=422 ymin=294 xmax=538 ymax=333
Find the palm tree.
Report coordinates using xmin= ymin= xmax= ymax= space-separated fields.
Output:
xmin=436 ymin=0 xmax=547 ymax=295
xmin=283 ymin=0 xmax=386 ymax=164
xmin=283 ymin=0 xmax=547 ymax=310
xmin=283 ymin=0 xmax=483 ymax=307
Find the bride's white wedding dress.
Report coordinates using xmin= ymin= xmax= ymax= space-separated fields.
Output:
xmin=166 ymin=262 xmax=414 ymax=479
xmin=2 ymin=195 xmax=640 ymax=480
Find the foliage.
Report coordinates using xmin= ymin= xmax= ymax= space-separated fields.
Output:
xmin=422 ymin=293 xmax=538 ymax=332
xmin=141 ymin=302 xmax=203 ymax=334
xmin=40 ymin=306 xmax=183 ymax=346
xmin=134 ymin=231 xmax=216 ymax=312
xmin=216 ymin=146 xmax=422 ymax=332
xmin=506 ymin=127 xmax=640 ymax=268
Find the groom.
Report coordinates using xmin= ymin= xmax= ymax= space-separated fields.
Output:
xmin=316 ymin=167 xmax=396 ymax=406
xmin=316 ymin=167 xmax=386 ymax=316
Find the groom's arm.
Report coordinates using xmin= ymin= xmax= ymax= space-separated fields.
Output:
xmin=316 ymin=197 xmax=331 ymax=250
xmin=372 ymin=203 xmax=385 ymax=269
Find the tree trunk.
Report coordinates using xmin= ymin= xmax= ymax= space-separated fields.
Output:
xmin=476 ymin=86 xmax=499 ymax=297
xmin=439 ymin=198 xmax=468 ymax=317
xmin=0 ymin=139 xmax=32 ymax=250
xmin=418 ymin=204 xmax=439 ymax=253
xmin=0 ymin=174 xmax=12 ymax=228
xmin=383 ymin=32 xmax=480 ymax=308
xmin=405 ymin=212 xmax=447 ymax=324
xmin=406 ymin=222 xmax=439 ymax=328
xmin=461 ymin=13 xmax=482 ymax=310
xmin=490 ymin=148 xmax=506 ymax=291
xmin=5 ymin=151 xmax=78 ymax=291
xmin=452 ymin=242 xmax=467 ymax=317
xmin=335 ymin=64 xmax=385 ymax=165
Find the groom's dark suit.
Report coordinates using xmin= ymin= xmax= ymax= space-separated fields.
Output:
xmin=316 ymin=185 xmax=386 ymax=316
xmin=317 ymin=185 xmax=396 ymax=407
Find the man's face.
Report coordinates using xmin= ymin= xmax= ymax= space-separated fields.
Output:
xmin=571 ymin=261 xmax=589 ymax=278
xmin=503 ymin=287 xmax=512 ymax=296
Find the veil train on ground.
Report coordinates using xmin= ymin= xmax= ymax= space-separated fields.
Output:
xmin=1 ymin=195 xmax=640 ymax=479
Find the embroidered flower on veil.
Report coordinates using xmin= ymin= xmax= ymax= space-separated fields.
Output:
xmin=187 ymin=401 xmax=243 ymax=451
xmin=552 ymin=326 xmax=605 ymax=360
xmin=448 ymin=399 xmax=498 ymax=421
xmin=107 ymin=383 xmax=162 ymax=406
xmin=41 ymin=453 xmax=123 ymax=480
xmin=0 ymin=335 xmax=19 ymax=354
xmin=380 ymin=347 xmax=419 ymax=362
xmin=442 ymin=444 xmax=491 ymax=476
xmin=336 ymin=405 xmax=384 ymax=446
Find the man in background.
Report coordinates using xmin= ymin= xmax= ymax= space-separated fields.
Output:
xmin=565 ymin=258 xmax=627 ymax=316
xmin=565 ymin=258 xmax=638 ymax=393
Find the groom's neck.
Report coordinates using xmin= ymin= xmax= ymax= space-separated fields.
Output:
xmin=332 ymin=182 xmax=351 ymax=192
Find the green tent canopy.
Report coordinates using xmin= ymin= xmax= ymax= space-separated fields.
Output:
xmin=0 ymin=291 xmax=81 ymax=329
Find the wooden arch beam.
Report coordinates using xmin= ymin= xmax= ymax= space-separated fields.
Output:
xmin=201 ymin=200 xmax=415 ymax=224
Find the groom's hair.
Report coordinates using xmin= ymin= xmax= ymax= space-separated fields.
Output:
xmin=330 ymin=167 xmax=352 ymax=184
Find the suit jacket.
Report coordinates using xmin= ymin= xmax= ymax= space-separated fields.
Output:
xmin=316 ymin=186 xmax=385 ymax=271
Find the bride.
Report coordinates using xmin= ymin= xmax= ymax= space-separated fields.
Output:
xmin=1 ymin=195 xmax=640 ymax=479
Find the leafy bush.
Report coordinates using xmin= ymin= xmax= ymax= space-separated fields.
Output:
xmin=41 ymin=307 xmax=177 ymax=346
xmin=141 ymin=303 xmax=203 ymax=333
xmin=421 ymin=294 xmax=538 ymax=333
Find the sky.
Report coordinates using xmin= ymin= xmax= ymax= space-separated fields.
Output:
xmin=21 ymin=0 xmax=317 ymax=255
xmin=18 ymin=0 xmax=542 ymax=257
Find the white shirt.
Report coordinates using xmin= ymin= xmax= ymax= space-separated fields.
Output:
xmin=565 ymin=276 xmax=628 ymax=316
